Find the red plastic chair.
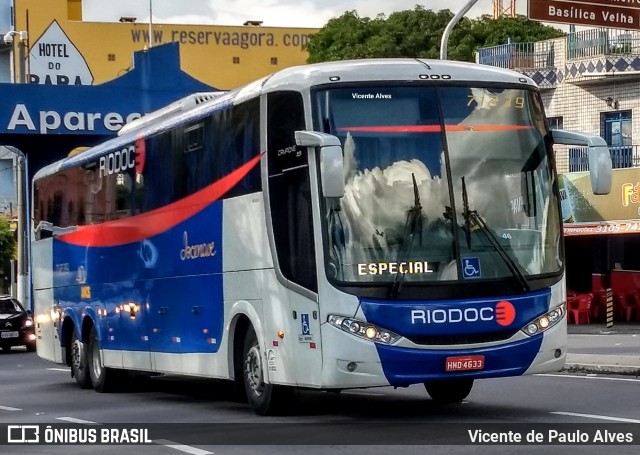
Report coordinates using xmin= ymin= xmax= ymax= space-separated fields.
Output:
xmin=623 ymin=293 xmax=640 ymax=322
xmin=568 ymin=294 xmax=591 ymax=324
xmin=614 ymin=294 xmax=636 ymax=322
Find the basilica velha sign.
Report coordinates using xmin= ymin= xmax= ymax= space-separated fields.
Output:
xmin=529 ymin=0 xmax=640 ymax=31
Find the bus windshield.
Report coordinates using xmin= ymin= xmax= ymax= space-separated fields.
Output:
xmin=315 ymin=85 xmax=562 ymax=286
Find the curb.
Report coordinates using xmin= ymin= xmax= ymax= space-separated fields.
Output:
xmin=563 ymin=363 xmax=640 ymax=376
xmin=564 ymin=353 xmax=640 ymax=376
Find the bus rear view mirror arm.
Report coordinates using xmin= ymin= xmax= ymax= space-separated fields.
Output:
xmin=295 ymin=130 xmax=345 ymax=198
xmin=551 ymin=129 xmax=613 ymax=195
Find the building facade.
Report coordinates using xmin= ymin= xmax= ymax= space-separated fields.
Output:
xmin=478 ymin=28 xmax=640 ymax=173
xmin=480 ymin=29 xmax=640 ymax=317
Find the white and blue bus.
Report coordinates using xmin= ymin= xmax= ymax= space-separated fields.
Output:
xmin=31 ymin=59 xmax=612 ymax=415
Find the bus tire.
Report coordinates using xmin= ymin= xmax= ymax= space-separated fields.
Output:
xmin=424 ymin=378 xmax=474 ymax=404
xmin=87 ymin=326 xmax=122 ymax=393
xmin=71 ymin=328 xmax=91 ymax=389
xmin=242 ymin=327 xmax=293 ymax=415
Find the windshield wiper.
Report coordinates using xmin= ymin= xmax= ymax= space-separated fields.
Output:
xmin=390 ymin=173 xmax=424 ymax=298
xmin=461 ymin=176 xmax=530 ymax=293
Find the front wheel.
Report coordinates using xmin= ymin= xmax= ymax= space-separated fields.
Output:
xmin=424 ymin=378 xmax=474 ymax=404
xmin=242 ymin=327 xmax=293 ymax=415
xmin=87 ymin=326 xmax=122 ymax=392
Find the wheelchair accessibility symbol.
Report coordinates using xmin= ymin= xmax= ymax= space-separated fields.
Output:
xmin=462 ymin=257 xmax=481 ymax=279
xmin=301 ymin=313 xmax=311 ymax=335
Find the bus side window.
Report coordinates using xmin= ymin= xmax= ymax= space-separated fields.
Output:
xmin=267 ymin=91 xmax=317 ymax=292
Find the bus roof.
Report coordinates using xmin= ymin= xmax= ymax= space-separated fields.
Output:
xmin=34 ymin=58 xmax=535 ymax=181
xmin=261 ymin=58 xmax=535 ymax=93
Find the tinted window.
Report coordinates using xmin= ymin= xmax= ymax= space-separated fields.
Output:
xmin=267 ymin=91 xmax=317 ymax=291
xmin=34 ymin=97 xmax=261 ymax=238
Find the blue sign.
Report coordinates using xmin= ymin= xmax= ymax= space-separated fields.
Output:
xmin=301 ymin=314 xmax=310 ymax=335
xmin=0 ymin=43 xmax=216 ymax=137
xmin=462 ymin=257 xmax=481 ymax=279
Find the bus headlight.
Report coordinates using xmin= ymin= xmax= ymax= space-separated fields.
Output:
xmin=328 ymin=315 xmax=401 ymax=345
xmin=521 ymin=303 xmax=566 ymax=336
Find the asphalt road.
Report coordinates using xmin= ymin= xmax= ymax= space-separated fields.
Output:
xmin=1 ymin=347 xmax=639 ymax=455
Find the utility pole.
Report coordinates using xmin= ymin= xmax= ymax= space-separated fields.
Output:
xmin=7 ymin=146 xmax=29 ymax=310
xmin=149 ymin=0 xmax=154 ymax=48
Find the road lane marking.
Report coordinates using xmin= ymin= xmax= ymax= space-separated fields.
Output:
xmin=538 ymin=373 xmax=640 ymax=383
xmin=47 ymin=368 xmax=69 ymax=372
xmin=154 ymin=439 xmax=214 ymax=455
xmin=56 ymin=417 xmax=100 ymax=425
xmin=552 ymin=412 xmax=640 ymax=423
xmin=0 ymin=405 xmax=21 ymax=411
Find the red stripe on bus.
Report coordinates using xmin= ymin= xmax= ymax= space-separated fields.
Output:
xmin=337 ymin=125 xmax=533 ymax=133
xmin=57 ymin=153 xmax=264 ymax=247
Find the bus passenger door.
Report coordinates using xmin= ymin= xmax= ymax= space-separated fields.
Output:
xmin=266 ymin=90 xmax=323 ymax=387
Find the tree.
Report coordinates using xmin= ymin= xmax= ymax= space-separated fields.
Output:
xmin=306 ymin=7 xmax=564 ymax=63
xmin=470 ymin=14 xmax=565 ymax=48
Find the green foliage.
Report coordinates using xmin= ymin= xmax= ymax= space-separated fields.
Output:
xmin=0 ymin=218 xmax=16 ymax=267
xmin=306 ymin=8 xmax=565 ymax=63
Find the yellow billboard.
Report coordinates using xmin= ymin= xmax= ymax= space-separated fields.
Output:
xmin=14 ymin=0 xmax=317 ymax=89
xmin=561 ymin=168 xmax=640 ymax=236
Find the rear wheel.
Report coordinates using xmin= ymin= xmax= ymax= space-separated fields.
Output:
xmin=424 ymin=378 xmax=474 ymax=404
xmin=88 ymin=326 xmax=122 ymax=392
xmin=242 ymin=327 xmax=293 ymax=415
xmin=70 ymin=329 xmax=91 ymax=388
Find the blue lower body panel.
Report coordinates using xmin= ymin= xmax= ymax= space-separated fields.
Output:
xmin=376 ymin=335 xmax=543 ymax=386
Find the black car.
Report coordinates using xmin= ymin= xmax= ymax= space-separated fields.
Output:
xmin=0 ymin=295 xmax=35 ymax=352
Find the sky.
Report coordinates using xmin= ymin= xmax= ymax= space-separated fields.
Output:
xmin=81 ymin=0 xmax=532 ymax=29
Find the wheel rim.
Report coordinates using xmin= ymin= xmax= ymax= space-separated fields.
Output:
xmin=244 ymin=345 xmax=264 ymax=397
xmin=91 ymin=337 xmax=103 ymax=380
xmin=71 ymin=338 xmax=83 ymax=372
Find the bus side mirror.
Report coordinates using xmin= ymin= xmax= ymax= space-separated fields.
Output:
xmin=295 ymin=131 xmax=345 ymax=198
xmin=551 ymin=129 xmax=612 ymax=195
xmin=587 ymin=145 xmax=613 ymax=195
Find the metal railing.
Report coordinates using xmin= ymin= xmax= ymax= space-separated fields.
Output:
xmin=566 ymin=29 xmax=640 ymax=59
xmin=477 ymin=41 xmax=557 ymax=70
xmin=478 ymin=29 xmax=640 ymax=71
xmin=556 ymin=145 xmax=640 ymax=173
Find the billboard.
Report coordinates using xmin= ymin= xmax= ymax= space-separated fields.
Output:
xmin=14 ymin=0 xmax=317 ymax=90
xmin=561 ymin=168 xmax=640 ymax=236
xmin=529 ymin=0 xmax=640 ymax=31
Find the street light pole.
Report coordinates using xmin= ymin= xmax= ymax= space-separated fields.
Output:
xmin=440 ymin=0 xmax=479 ymax=60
